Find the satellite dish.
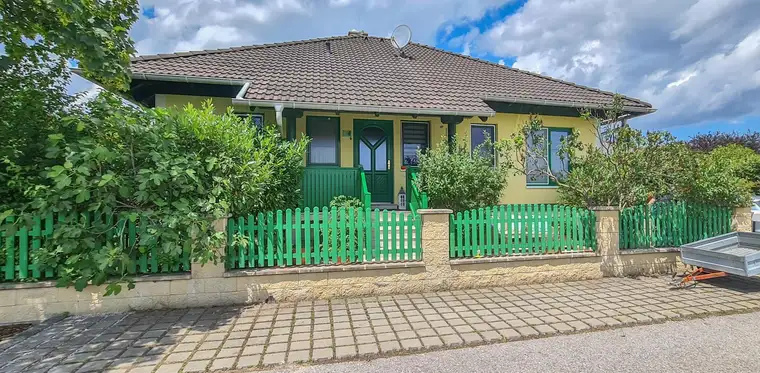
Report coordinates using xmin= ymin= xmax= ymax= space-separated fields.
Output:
xmin=390 ymin=24 xmax=412 ymax=49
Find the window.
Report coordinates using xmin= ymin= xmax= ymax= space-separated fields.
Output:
xmin=526 ymin=127 xmax=571 ymax=186
xmin=402 ymin=121 xmax=429 ymax=166
xmin=471 ymin=124 xmax=496 ymax=165
xmin=235 ymin=113 xmax=264 ymax=129
xmin=306 ymin=116 xmax=339 ymax=165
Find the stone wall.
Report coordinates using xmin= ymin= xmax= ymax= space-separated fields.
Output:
xmin=2 ymin=207 xmax=740 ymax=324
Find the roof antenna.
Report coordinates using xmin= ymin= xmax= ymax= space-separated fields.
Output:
xmin=326 ymin=41 xmax=332 ymax=54
xmin=390 ymin=24 xmax=412 ymax=58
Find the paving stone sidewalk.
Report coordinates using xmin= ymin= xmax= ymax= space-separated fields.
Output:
xmin=3 ymin=276 xmax=760 ymax=373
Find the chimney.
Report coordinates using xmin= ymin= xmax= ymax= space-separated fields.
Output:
xmin=347 ymin=29 xmax=368 ymax=37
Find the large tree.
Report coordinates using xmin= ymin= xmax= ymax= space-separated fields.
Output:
xmin=0 ymin=0 xmax=139 ymax=89
xmin=689 ymin=131 xmax=760 ymax=154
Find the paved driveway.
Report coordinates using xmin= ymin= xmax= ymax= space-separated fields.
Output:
xmin=263 ymin=311 xmax=760 ymax=373
xmin=2 ymin=276 xmax=760 ymax=373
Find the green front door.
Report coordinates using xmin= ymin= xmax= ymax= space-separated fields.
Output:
xmin=354 ymin=119 xmax=394 ymax=203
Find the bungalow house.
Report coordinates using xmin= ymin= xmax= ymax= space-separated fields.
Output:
xmin=119 ymin=30 xmax=654 ymax=209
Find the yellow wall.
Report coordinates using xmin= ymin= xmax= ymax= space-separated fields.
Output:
xmin=158 ymin=94 xmax=594 ymax=205
xmin=457 ymin=113 xmax=595 ymax=204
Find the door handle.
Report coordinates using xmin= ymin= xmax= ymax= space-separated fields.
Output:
xmin=387 ymin=159 xmax=391 ymax=169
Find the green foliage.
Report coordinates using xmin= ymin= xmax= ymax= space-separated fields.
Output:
xmin=553 ymin=127 xmax=693 ymax=209
xmin=329 ymin=195 xmax=365 ymax=210
xmin=705 ymin=145 xmax=760 ymax=194
xmin=417 ymin=136 xmax=510 ymax=212
xmin=325 ymin=195 xmax=364 ymax=258
xmin=680 ymin=147 xmax=755 ymax=208
xmin=0 ymin=0 xmax=139 ymax=90
xmin=3 ymin=94 xmax=308 ymax=292
xmin=498 ymin=94 xmax=753 ymax=209
xmin=0 ymin=58 xmax=75 ymax=210
xmin=689 ymin=131 xmax=760 ymax=154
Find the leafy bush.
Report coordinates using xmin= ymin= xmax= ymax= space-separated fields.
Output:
xmin=553 ymin=128 xmax=694 ymax=209
xmin=705 ymin=145 xmax=760 ymax=195
xmin=2 ymin=94 xmax=308 ymax=293
xmin=329 ymin=195 xmax=365 ymax=210
xmin=498 ymin=95 xmax=753 ymax=209
xmin=324 ymin=195 xmax=364 ymax=261
xmin=417 ymin=136 xmax=510 ymax=212
xmin=679 ymin=147 xmax=755 ymax=207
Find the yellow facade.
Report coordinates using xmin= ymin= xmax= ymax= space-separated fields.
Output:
xmin=158 ymin=94 xmax=595 ymax=205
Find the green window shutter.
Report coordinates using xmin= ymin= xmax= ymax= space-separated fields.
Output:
xmin=402 ymin=121 xmax=429 ymax=166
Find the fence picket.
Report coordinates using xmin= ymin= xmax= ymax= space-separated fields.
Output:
xmin=356 ymin=209 xmax=364 ymax=262
xmin=619 ymin=201 xmax=733 ymax=250
xmin=447 ymin=204 xmax=597 ymax=258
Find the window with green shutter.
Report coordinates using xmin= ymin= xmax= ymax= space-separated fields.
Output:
xmin=402 ymin=121 xmax=429 ymax=166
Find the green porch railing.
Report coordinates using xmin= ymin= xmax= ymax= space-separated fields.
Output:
xmin=449 ymin=204 xmax=597 ymax=258
xmin=359 ymin=168 xmax=372 ymax=208
xmin=226 ymin=207 xmax=421 ymax=269
xmin=1 ymin=212 xmax=190 ymax=282
xmin=620 ymin=201 xmax=732 ymax=249
xmin=302 ymin=166 xmax=365 ymax=208
xmin=408 ymin=171 xmax=428 ymax=215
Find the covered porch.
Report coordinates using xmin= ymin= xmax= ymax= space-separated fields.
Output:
xmin=291 ymin=112 xmax=443 ymax=211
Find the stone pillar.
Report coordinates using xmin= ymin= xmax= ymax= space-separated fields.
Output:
xmin=418 ymin=209 xmax=454 ymax=288
xmin=732 ymin=207 xmax=752 ymax=232
xmin=592 ymin=206 xmax=622 ymax=276
xmin=191 ymin=217 xmax=228 ymax=279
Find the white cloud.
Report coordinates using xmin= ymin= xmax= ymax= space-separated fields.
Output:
xmin=329 ymin=0 xmax=353 ymax=7
xmin=476 ymin=0 xmax=760 ymax=129
xmin=175 ymin=25 xmax=243 ymax=52
xmin=131 ymin=0 xmax=506 ymax=55
xmin=462 ymin=43 xmax=471 ymax=56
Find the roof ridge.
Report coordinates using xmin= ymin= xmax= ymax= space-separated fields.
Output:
xmin=131 ymin=34 xmax=383 ymax=62
xmin=412 ymin=43 xmax=652 ymax=108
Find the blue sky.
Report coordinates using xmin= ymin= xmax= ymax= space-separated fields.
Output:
xmin=70 ymin=0 xmax=760 ymax=140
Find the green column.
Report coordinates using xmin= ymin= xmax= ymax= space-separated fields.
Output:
xmin=283 ymin=109 xmax=303 ymax=140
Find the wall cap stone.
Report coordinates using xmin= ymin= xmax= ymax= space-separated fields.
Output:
xmin=0 ymin=281 xmax=57 ymax=290
xmin=619 ymin=247 xmax=680 ymax=255
xmin=134 ymin=273 xmax=191 ymax=282
xmin=224 ymin=261 xmax=425 ymax=277
xmin=0 ymin=272 xmax=191 ymax=291
xmin=417 ymin=209 xmax=453 ymax=215
xmin=451 ymin=251 xmax=598 ymax=266
xmin=589 ymin=206 xmax=621 ymax=211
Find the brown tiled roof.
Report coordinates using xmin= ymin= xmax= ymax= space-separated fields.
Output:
xmin=131 ymin=35 xmax=653 ymax=115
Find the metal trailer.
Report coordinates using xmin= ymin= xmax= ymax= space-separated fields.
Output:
xmin=674 ymin=232 xmax=760 ymax=286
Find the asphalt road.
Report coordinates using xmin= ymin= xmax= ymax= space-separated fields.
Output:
xmin=263 ymin=311 xmax=760 ymax=373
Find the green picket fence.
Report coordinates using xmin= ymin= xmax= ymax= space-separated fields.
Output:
xmin=1 ymin=212 xmax=190 ymax=282
xmin=450 ymin=204 xmax=597 ymax=258
xmin=620 ymin=201 xmax=732 ymax=249
xmin=226 ymin=207 xmax=422 ymax=269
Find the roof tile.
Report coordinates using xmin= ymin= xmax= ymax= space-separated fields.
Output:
xmin=131 ymin=35 xmax=652 ymax=114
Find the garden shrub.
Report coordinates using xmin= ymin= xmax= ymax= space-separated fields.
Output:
xmin=329 ymin=195 xmax=365 ymax=210
xmin=498 ymin=95 xmax=754 ymax=209
xmin=2 ymin=94 xmax=308 ymax=293
xmin=324 ymin=195 xmax=364 ymax=261
xmin=416 ymin=136 xmax=510 ymax=212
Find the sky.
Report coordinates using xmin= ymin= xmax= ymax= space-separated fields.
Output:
xmin=68 ymin=0 xmax=760 ymax=139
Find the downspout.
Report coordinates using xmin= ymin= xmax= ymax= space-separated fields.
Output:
xmin=274 ymin=103 xmax=284 ymax=129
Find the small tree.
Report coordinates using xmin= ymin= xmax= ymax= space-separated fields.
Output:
xmin=416 ymin=136 xmax=510 ymax=212
xmin=497 ymin=95 xmax=752 ymax=209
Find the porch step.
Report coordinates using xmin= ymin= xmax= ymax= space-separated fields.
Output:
xmin=371 ymin=202 xmax=399 ymax=210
